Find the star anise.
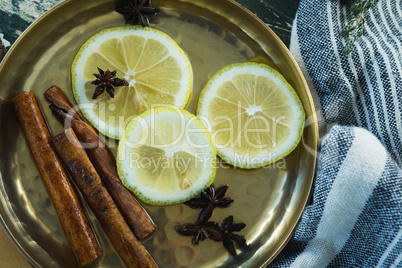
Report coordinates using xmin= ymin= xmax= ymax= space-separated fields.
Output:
xmin=184 ymin=184 xmax=234 ymax=224
xmin=176 ymin=184 xmax=247 ymax=256
xmin=91 ymin=67 xmax=128 ymax=99
xmin=175 ymin=221 xmax=223 ymax=245
xmin=116 ymin=0 xmax=160 ymax=27
xmin=219 ymin=216 xmax=247 ymax=256
xmin=175 ymin=215 xmax=247 ymax=256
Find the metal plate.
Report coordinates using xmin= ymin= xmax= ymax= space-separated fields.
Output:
xmin=0 ymin=0 xmax=318 ymax=267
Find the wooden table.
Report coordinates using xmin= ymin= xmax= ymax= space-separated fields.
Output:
xmin=0 ymin=226 xmax=31 ymax=267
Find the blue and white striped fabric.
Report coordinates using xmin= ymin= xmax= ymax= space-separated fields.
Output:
xmin=271 ymin=0 xmax=402 ymax=267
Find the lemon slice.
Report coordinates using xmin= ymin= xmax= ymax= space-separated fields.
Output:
xmin=196 ymin=62 xmax=305 ymax=169
xmin=71 ymin=26 xmax=193 ymax=140
xmin=117 ymin=107 xmax=217 ymax=206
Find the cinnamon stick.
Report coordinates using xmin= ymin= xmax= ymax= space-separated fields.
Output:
xmin=52 ymin=129 xmax=158 ymax=268
xmin=44 ymin=85 xmax=155 ymax=240
xmin=12 ymin=92 xmax=102 ymax=266
xmin=43 ymin=85 xmax=81 ymax=121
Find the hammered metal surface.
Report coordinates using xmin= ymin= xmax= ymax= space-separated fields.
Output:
xmin=0 ymin=0 xmax=318 ymax=267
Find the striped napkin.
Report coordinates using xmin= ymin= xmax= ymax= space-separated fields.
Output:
xmin=271 ymin=0 xmax=402 ymax=267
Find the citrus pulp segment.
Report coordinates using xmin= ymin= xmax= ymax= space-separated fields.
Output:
xmin=196 ymin=62 xmax=305 ymax=169
xmin=117 ymin=107 xmax=217 ymax=206
xmin=71 ymin=26 xmax=193 ymax=140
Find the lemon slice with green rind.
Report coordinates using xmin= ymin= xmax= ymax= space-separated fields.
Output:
xmin=71 ymin=26 xmax=193 ymax=140
xmin=117 ymin=107 xmax=217 ymax=206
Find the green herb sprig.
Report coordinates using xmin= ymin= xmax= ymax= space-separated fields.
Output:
xmin=340 ymin=0 xmax=379 ymax=55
